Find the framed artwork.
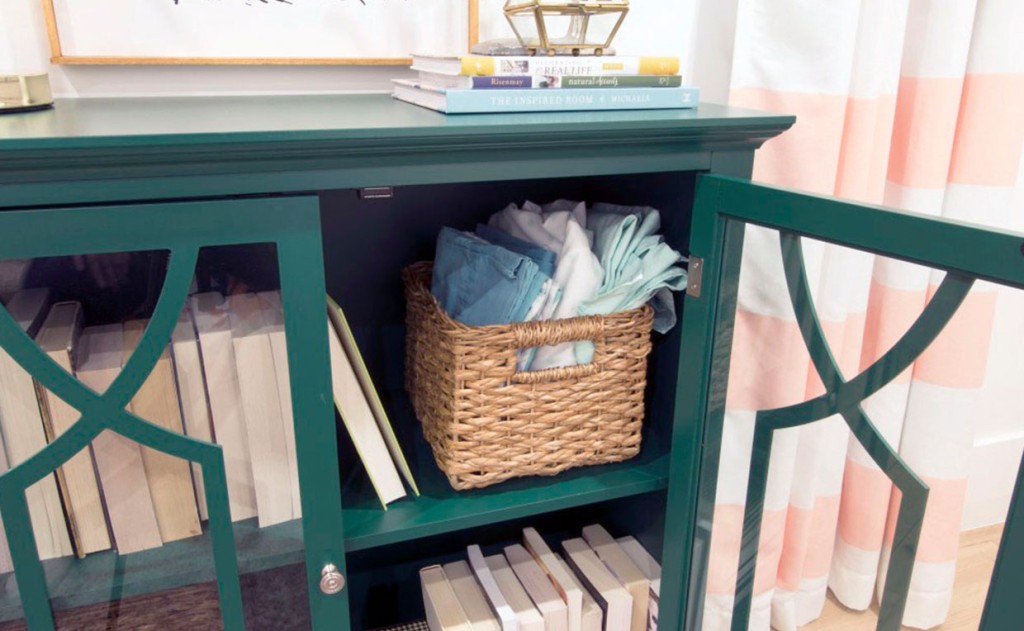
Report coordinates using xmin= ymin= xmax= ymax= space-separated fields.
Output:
xmin=41 ymin=0 xmax=481 ymax=65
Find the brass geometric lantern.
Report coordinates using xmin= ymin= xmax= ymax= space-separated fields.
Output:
xmin=504 ymin=0 xmax=630 ymax=56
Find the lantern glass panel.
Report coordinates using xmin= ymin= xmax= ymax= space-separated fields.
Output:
xmin=507 ymin=11 xmax=542 ymax=47
xmin=545 ymin=12 xmax=588 ymax=46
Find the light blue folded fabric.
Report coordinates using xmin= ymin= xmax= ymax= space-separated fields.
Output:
xmin=431 ymin=227 xmax=547 ymax=327
xmin=580 ymin=203 xmax=688 ymax=337
xmin=475 ymin=223 xmax=557 ymax=279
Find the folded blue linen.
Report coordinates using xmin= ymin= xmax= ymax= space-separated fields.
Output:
xmin=475 ymin=223 xmax=557 ymax=279
xmin=431 ymin=227 xmax=548 ymax=327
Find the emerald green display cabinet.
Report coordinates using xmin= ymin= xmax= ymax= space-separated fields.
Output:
xmin=0 ymin=95 xmax=793 ymax=630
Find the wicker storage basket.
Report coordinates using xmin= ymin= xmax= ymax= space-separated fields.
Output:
xmin=403 ymin=261 xmax=654 ymax=490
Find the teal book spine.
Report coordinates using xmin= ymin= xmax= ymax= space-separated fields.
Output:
xmin=444 ymin=86 xmax=699 ymax=113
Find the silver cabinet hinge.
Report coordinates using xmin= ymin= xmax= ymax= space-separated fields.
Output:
xmin=686 ymin=256 xmax=704 ymax=298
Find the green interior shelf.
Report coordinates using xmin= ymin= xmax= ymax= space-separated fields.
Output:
xmin=0 ymin=442 xmax=667 ymax=621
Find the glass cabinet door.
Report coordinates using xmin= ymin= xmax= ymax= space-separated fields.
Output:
xmin=666 ymin=175 xmax=1024 ymax=631
xmin=0 ymin=197 xmax=347 ymax=630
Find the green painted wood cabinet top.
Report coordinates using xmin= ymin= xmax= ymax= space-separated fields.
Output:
xmin=0 ymin=95 xmax=794 ymax=630
xmin=0 ymin=95 xmax=792 ymax=208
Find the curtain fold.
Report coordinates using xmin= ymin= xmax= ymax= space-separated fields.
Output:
xmin=696 ymin=0 xmax=1024 ymax=628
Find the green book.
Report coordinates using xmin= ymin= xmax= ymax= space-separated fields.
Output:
xmin=560 ymin=75 xmax=683 ymax=88
xmin=327 ymin=295 xmax=420 ymax=497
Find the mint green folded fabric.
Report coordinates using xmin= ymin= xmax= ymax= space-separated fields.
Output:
xmin=578 ymin=203 xmax=688 ymax=340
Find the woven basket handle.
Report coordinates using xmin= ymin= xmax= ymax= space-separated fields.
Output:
xmin=507 ymin=316 xmax=607 ymax=384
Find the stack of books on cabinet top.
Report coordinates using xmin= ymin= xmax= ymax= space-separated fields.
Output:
xmin=0 ymin=288 xmax=416 ymax=569
xmin=419 ymin=524 xmax=661 ymax=631
xmin=393 ymin=54 xmax=698 ymax=114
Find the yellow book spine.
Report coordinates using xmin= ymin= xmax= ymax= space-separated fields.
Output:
xmin=461 ymin=56 xmax=496 ymax=76
xmin=637 ymin=56 xmax=680 ymax=75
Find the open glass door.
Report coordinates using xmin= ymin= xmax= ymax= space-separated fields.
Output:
xmin=665 ymin=174 xmax=1024 ymax=631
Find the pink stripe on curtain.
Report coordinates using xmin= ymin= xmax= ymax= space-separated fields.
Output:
xmin=777 ymin=495 xmax=842 ymax=592
xmin=883 ymin=477 xmax=970 ymax=564
xmin=948 ymin=74 xmax=1024 ymax=186
xmin=886 ymin=77 xmax=966 ymax=188
xmin=835 ymin=96 xmax=899 ymax=203
xmin=729 ymin=89 xmax=848 ymax=194
xmin=707 ymin=505 xmax=789 ymax=596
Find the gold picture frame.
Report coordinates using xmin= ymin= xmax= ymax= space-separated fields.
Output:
xmin=41 ymin=0 xmax=480 ymax=66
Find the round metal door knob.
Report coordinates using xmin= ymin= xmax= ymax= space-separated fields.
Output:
xmin=320 ymin=563 xmax=345 ymax=595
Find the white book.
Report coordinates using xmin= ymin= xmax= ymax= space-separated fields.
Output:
xmin=582 ymin=526 xmax=649 ymax=631
xmin=123 ymin=319 xmax=202 ymax=544
xmin=256 ymin=291 xmax=301 ymax=519
xmin=0 ymin=430 xmax=12 ymax=573
xmin=444 ymin=560 xmax=501 ymax=631
xmin=170 ymin=308 xmax=214 ymax=521
xmin=505 ymin=544 xmax=568 ymax=631
xmin=228 ymin=293 xmax=293 ymax=527
xmin=561 ymin=538 xmax=632 ymax=631
xmin=421 ymin=564 xmax=473 ymax=631
xmin=553 ymin=553 xmax=603 ymax=631
xmin=483 ymin=554 xmax=541 ymax=631
xmin=78 ymin=324 xmax=162 ymax=555
xmin=0 ymin=289 xmax=73 ymax=559
xmin=523 ymin=527 xmax=583 ymax=631
xmin=190 ymin=292 xmax=257 ymax=522
xmin=468 ymin=545 xmax=521 ymax=631
xmin=616 ymin=537 xmax=660 ymax=631
xmin=328 ymin=296 xmax=418 ymax=496
xmin=326 ymin=310 xmax=405 ymax=508
xmin=36 ymin=301 xmax=111 ymax=556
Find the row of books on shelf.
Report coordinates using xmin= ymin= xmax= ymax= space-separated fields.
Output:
xmin=0 ymin=287 xmax=417 ymax=572
xmin=421 ymin=524 xmax=660 ymax=631
xmin=393 ymin=53 xmax=698 ymax=114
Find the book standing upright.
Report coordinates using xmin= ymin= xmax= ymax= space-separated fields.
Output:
xmin=523 ymin=527 xmax=584 ymax=631
xmin=0 ymin=289 xmax=73 ymax=559
xmin=124 ymin=319 xmax=202 ymax=543
xmin=0 ymin=432 xmax=12 ymax=573
xmin=78 ymin=324 xmax=163 ymax=554
xmin=190 ymin=292 xmax=258 ymax=522
xmin=484 ymin=554 xmax=543 ymax=631
xmin=582 ymin=525 xmax=650 ymax=631
xmin=257 ymin=290 xmax=302 ymax=519
xmin=170 ymin=308 xmax=214 ymax=521
xmin=227 ymin=293 xmax=293 ymax=527
xmin=35 ymin=301 xmax=111 ymax=557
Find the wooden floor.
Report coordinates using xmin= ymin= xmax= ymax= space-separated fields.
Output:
xmin=806 ymin=524 xmax=1004 ymax=630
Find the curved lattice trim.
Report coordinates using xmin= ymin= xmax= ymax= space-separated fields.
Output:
xmin=0 ymin=248 xmax=243 ymax=630
xmin=730 ymin=233 xmax=974 ymax=631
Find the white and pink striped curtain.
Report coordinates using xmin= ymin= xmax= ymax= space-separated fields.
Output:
xmin=685 ymin=0 xmax=1024 ymax=629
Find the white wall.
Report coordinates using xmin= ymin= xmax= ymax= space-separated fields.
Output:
xmin=3 ymin=0 xmax=696 ymax=99
xmin=962 ymin=156 xmax=1024 ymax=530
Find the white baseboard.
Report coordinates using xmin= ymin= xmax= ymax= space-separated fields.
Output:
xmin=962 ymin=433 xmax=1024 ymax=531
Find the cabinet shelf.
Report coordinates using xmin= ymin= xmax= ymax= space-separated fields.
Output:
xmin=0 ymin=444 xmax=667 ymax=622
xmin=343 ymin=446 xmax=669 ymax=553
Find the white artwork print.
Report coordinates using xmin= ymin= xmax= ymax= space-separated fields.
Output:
xmin=51 ymin=0 xmax=470 ymax=60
